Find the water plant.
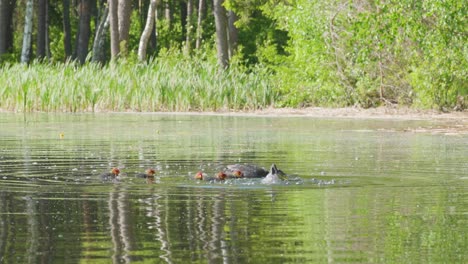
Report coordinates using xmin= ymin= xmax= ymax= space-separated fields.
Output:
xmin=0 ymin=54 xmax=277 ymax=112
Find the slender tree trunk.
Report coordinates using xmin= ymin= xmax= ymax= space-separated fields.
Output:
xmin=63 ymin=0 xmax=72 ymax=60
xmin=179 ymin=0 xmax=187 ymax=43
xmin=37 ymin=0 xmax=47 ymax=59
xmin=213 ymin=0 xmax=229 ymax=69
xmin=184 ymin=0 xmax=193 ymax=54
xmin=195 ymin=0 xmax=205 ymax=49
xmin=149 ymin=16 xmax=157 ymax=52
xmin=227 ymin=10 xmax=238 ymax=58
xmin=92 ymin=5 xmax=109 ymax=63
xmin=117 ymin=0 xmax=132 ymax=55
xmin=163 ymin=0 xmax=173 ymax=49
xmin=138 ymin=0 xmax=157 ymax=61
xmin=109 ymin=0 xmax=120 ymax=59
xmin=76 ymin=0 xmax=92 ymax=64
xmin=45 ymin=0 xmax=50 ymax=58
xmin=138 ymin=0 xmax=145 ymax=30
xmin=164 ymin=0 xmax=172 ymax=28
xmin=21 ymin=0 xmax=34 ymax=63
xmin=0 ymin=0 xmax=16 ymax=55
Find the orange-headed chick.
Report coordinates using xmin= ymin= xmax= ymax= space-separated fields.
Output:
xmin=101 ymin=167 xmax=120 ymax=180
xmin=216 ymin=171 xmax=227 ymax=181
xmin=232 ymin=170 xmax=244 ymax=178
xmin=138 ymin=168 xmax=156 ymax=179
xmin=195 ymin=171 xmax=204 ymax=180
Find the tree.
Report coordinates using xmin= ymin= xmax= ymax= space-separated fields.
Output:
xmin=184 ymin=0 xmax=193 ymax=54
xmin=179 ymin=0 xmax=187 ymax=43
xmin=227 ymin=10 xmax=238 ymax=58
xmin=109 ymin=0 xmax=119 ymax=58
xmin=138 ymin=0 xmax=158 ymax=61
xmin=21 ymin=0 xmax=34 ymax=63
xmin=62 ymin=0 xmax=72 ymax=59
xmin=37 ymin=0 xmax=48 ymax=59
xmin=117 ymin=0 xmax=132 ymax=55
xmin=76 ymin=0 xmax=92 ymax=64
xmin=109 ymin=0 xmax=132 ymax=59
xmin=213 ymin=0 xmax=229 ymax=69
xmin=163 ymin=0 xmax=173 ymax=28
xmin=92 ymin=5 xmax=109 ymax=63
xmin=0 ymin=0 xmax=16 ymax=56
xmin=195 ymin=0 xmax=205 ymax=49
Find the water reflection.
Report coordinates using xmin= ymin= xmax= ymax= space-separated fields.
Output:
xmin=0 ymin=113 xmax=467 ymax=263
xmin=0 ymin=182 xmax=467 ymax=263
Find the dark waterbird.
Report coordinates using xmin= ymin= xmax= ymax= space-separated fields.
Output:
xmin=261 ymin=164 xmax=286 ymax=184
xmin=223 ymin=163 xmax=285 ymax=178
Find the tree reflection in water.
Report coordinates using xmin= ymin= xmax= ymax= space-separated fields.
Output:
xmin=108 ymin=185 xmax=138 ymax=263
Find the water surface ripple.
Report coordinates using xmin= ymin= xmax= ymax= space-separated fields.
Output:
xmin=0 ymin=113 xmax=467 ymax=263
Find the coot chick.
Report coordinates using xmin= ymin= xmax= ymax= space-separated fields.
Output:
xmin=137 ymin=168 xmax=156 ymax=179
xmin=194 ymin=171 xmax=227 ymax=182
xmin=100 ymin=168 xmax=120 ymax=181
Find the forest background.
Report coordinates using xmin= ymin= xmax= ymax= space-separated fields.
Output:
xmin=0 ymin=0 xmax=466 ymax=112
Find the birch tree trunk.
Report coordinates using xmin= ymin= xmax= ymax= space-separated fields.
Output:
xmin=213 ymin=0 xmax=229 ymax=69
xmin=92 ymin=6 xmax=109 ymax=63
xmin=184 ymin=0 xmax=193 ymax=54
xmin=195 ymin=0 xmax=205 ymax=49
xmin=138 ymin=0 xmax=157 ymax=61
xmin=21 ymin=0 xmax=34 ymax=63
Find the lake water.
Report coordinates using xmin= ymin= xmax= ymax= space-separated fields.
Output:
xmin=0 ymin=113 xmax=466 ymax=263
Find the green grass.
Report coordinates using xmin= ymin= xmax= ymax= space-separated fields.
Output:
xmin=0 ymin=55 xmax=277 ymax=112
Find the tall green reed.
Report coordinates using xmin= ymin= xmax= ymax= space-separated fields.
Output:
xmin=0 ymin=55 xmax=276 ymax=112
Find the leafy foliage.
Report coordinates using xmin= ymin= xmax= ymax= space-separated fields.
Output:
xmin=0 ymin=0 xmax=465 ymax=110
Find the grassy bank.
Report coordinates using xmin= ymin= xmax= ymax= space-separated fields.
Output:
xmin=1 ymin=53 xmax=466 ymax=113
xmin=0 ymin=55 xmax=276 ymax=112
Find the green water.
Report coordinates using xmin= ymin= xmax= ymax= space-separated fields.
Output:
xmin=0 ymin=113 xmax=466 ymax=263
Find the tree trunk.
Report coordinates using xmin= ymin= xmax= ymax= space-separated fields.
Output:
xmin=92 ymin=5 xmax=109 ymax=63
xmin=76 ymin=0 xmax=92 ymax=64
xmin=149 ymin=16 xmax=157 ymax=52
xmin=62 ymin=0 xmax=72 ymax=60
xmin=45 ymin=0 xmax=50 ymax=59
xmin=117 ymin=0 xmax=132 ymax=55
xmin=0 ymin=0 xmax=16 ymax=55
xmin=109 ymin=0 xmax=120 ymax=59
xmin=195 ymin=0 xmax=205 ymax=49
xmin=21 ymin=0 xmax=34 ymax=63
xmin=138 ymin=0 xmax=157 ymax=61
xmin=164 ymin=0 xmax=172 ymax=29
xmin=227 ymin=10 xmax=238 ymax=58
xmin=179 ymin=0 xmax=187 ymax=43
xmin=184 ymin=0 xmax=193 ymax=54
xmin=213 ymin=0 xmax=229 ymax=69
xmin=37 ymin=0 xmax=48 ymax=59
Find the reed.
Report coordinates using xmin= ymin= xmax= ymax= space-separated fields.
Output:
xmin=0 ymin=55 xmax=277 ymax=112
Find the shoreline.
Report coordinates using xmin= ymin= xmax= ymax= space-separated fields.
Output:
xmin=2 ymin=106 xmax=467 ymax=134
xmin=1 ymin=106 xmax=467 ymax=120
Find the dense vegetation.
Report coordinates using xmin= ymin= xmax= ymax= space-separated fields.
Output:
xmin=0 ymin=0 xmax=466 ymax=112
